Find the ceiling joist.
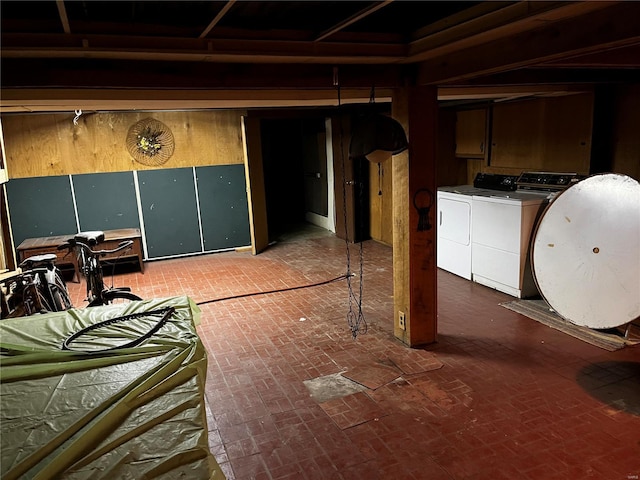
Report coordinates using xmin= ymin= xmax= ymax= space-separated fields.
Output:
xmin=199 ymin=1 xmax=236 ymax=39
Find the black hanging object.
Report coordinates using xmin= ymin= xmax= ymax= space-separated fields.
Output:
xmin=349 ymin=113 xmax=408 ymax=162
xmin=413 ymin=188 xmax=434 ymax=231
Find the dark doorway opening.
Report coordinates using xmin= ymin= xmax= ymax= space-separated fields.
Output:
xmin=261 ymin=117 xmax=330 ymax=243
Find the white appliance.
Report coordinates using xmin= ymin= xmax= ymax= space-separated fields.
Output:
xmin=471 ymin=172 xmax=583 ymax=298
xmin=437 ymin=175 xmax=518 ymax=280
xmin=437 ymin=187 xmax=475 ymax=280
xmin=437 ymin=172 xmax=583 ymax=298
xmin=471 ymin=191 xmax=550 ymax=298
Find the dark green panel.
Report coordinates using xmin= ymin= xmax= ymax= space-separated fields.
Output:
xmin=196 ymin=165 xmax=250 ymax=251
xmin=137 ymin=168 xmax=201 ymax=258
xmin=72 ymin=172 xmax=140 ymax=231
xmin=6 ymin=176 xmax=77 ymax=248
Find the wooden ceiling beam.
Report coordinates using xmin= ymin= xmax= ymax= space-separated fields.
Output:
xmin=0 ymin=33 xmax=406 ymax=64
xmin=199 ymin=1 xmax=236 ymax=39
xmin=536 ymin=43 xmax=640 ymax=68
xmin=416 ymin=1 xmax=640 ymax=85
xmin=314 ymin=0 xmax=394 ymax=42
xmin=55 ymin=0 xmax=71 ymax=34
xmin=0 ymin=59 xmax=405 ymax=90
xmin=0 ymin=87 xmax=394 ymax=113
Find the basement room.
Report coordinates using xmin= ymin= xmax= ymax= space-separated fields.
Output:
xmin=0 ymin=1 xmax=638 ymax=479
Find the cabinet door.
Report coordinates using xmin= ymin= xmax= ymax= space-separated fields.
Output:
xmin=491 ymin=94 xmax=593 ymax=172
xmin=455 ymin=109 xmax=487 ymax=158
xmin=491 ymin=100 xmax=545 ymax=169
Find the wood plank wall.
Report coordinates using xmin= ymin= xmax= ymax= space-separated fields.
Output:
xmin=2 ymin=110 xmax=247 ymax=179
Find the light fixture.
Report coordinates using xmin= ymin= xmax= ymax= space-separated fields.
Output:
xmin=348 ymin=113 xmax=408 ymax=163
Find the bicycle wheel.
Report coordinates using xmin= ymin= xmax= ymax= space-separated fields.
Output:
xmin=50 ymin=283 xmax=73 ymax=311
xmin=31 ymin=288 xmax=53 ymax=315
xmin=88 ymin=290 xmax=142 ymax=307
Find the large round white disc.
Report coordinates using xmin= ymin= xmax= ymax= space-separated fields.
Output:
xmin=531 ymin=174 xmax=640 ymax=329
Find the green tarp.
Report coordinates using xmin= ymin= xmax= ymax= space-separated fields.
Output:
xmin=0 ymin=296 xmax=224 ymax=480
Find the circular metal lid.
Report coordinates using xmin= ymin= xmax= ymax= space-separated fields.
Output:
xmin=531 ymin=173 xmax=640 ymax=329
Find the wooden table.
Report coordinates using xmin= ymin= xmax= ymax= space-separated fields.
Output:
xmin=16 ymin=228 xmax=144 ymax=283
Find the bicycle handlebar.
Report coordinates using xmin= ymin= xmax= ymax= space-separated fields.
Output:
xmin=59 ymin=239 xmax=133 ymax=257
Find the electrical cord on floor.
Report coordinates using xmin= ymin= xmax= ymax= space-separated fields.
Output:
xmin=195 ymin=273 xmax=351 ymax=306
xmin=58 ymin=275 xmax=350 ymax=352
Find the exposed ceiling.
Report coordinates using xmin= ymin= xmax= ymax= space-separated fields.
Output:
xmin=1 ymin=0 xmax=639 ymax=113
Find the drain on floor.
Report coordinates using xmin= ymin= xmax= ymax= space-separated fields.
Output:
xmin=303 ymin=372 xmax=369 ymax=403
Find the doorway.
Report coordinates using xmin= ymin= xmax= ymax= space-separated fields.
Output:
xmin=261 ymin=117 xmax=335 ymax=242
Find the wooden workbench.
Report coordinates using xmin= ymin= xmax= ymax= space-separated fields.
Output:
xmin=16 ymin=228 xmax=144 ymax=283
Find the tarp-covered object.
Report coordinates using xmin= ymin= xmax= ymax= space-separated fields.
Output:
xmin=0 ymin=296 xmax=224 ymax=480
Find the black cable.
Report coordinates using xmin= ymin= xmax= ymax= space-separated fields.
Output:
xmin=61 ymin=306 xmax=175 ymax=353
xmin=195 ymin=273 xmax=349 ymax=306
xmin=337 ymin=82 xmax=367 ymax=340
xmin=59 ymin=274 xmax=349 ymax=352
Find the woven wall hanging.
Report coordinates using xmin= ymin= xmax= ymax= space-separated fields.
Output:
xmin=126 ymin=118 xmax=175 ymax=166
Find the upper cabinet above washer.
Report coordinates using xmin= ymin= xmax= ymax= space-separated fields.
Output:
xmin=455 ymin=109 xmax=487 ymax=159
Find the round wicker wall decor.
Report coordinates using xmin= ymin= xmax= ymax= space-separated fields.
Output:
xmin=126 ymin=118 xmax=175 ymax=166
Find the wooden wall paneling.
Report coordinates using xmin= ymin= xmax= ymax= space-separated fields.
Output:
xmin=72 ymin=172 xmax=140 ymax=232
xmin=466 ymin=158 xmax=485 ymax=185
xmin=2 ymin=110 xmax=247 ymax=179
xmin=137 ymin=167 xmax=202 ymax=259
xmin=589 ymin=86 xmax=616 ymax=175
xmin=611 ymin=85 xmax=640 ymax=181
xmin=5 ymin=176 xmax=78 ymax=248
xmin=196 ymin=164 xmax=251 ymax=251
xmin=3 ymin=114 xmax=66 ymax=178
xmin=438 ymin=109 xmax=468 ymax=186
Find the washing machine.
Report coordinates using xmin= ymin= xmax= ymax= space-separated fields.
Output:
xmin=470 ymin=172 xmax=583 ymax=298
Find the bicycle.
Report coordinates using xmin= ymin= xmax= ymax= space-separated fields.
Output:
xmin=0 ymin=253 xmax=73 ymax=318
xmin=58 ymin=231 xmax=142 ymax=307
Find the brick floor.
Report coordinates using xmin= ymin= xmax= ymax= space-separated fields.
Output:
xmin=63 ymin=225 xmax=640 ymax=480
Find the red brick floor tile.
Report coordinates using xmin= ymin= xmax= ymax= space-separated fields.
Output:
xmin=63 ymin=225 xmax=640 ymax=480
xmin=319 ymin=391 xmax=389 ymax=430
xmin=341 ymin=361 xmax=402 ymax=389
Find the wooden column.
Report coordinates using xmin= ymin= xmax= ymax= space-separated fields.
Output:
xmin=392 ymin=86 xmax=438 ymax=346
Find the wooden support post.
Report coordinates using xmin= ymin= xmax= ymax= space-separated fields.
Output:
xmin=392 ymin=86 xmax=438 ymax=346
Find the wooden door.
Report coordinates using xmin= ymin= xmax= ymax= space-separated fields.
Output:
xmin=331 ymin=114 xmax=369 ymax=244
xmin=241 ymin=116 xmax=269 ymax=255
